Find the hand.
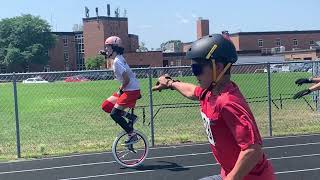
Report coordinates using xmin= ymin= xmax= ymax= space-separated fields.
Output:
xmin=295 ymin=78 xmax=313 ymax=86
xmin=99 ymin=50 xmax=107 ymax=56
xmin=117 ymin=89 xmax=124 ymax=96
xmin=293 ymin=89 xmax=312 ymax=99
xmin=152 ymin=74 xmax=180 ymax=92
xmin=152 ymin=74 xmax=172 ymax=92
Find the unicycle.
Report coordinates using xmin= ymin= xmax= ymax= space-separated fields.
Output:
xmin=111 ymin=108 xmax=149 ymax=167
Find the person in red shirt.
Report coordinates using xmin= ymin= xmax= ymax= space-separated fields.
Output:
xmin=152 ymin=34 xmax=275 ymax=180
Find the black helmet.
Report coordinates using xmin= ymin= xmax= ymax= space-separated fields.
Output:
xmin=186 ymin=34 xmax=237 ymax=63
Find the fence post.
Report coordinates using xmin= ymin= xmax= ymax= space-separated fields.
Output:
xmin=280 ymin=94 xmax=283 ymax=109
xmin=314 ymin=61 xmax=320 ymax=112
xmin=267 ymin=63 xmax=273 ymax=137
xmin=148 ymin=67 xmax=155 ymax=147
xmin=13 ymin=73 xmax=21 ymax=158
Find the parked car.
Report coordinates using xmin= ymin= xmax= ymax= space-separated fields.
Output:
xmin=22 ymin=76 xmax=49 ymax=84
xmin=263 ymin=64 xmax=286 ymax=73
xmin=81 ymin=72 xmax=114 ymax=81
xmin=270 ymin=65 xmax=283 ymax=73
xmin=64 ymin=75 xmax=90 ymax=82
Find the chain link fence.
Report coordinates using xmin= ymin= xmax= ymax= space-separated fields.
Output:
xmin=0 ymin=61 xmax=320 ymax=160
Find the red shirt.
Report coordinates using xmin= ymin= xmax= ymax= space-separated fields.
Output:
xmin=194 ymin=82 xmax=275 ymax=180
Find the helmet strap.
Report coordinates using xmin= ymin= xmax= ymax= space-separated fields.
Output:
xmin=107 ymin=47 xmax=115 ymax=58
xmin=211 ymin=61 xmax=232 ymax=87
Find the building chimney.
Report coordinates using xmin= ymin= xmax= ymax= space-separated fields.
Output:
xmin=95 ymin=7 xmax=99 ymax=17
xmin=85 ymin=6 xmax=89 ymax=18
xmin=107 ymin=4 xmax=111 ymax=17
xmin=197 ymin=18 xmax=209 ymax=39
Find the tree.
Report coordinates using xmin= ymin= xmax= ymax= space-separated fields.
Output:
xmin=160 ymin=40 xmax=183 ymax=52
xmin=85 ymin=55 xmax=105 ymax=70
xmin=0 ymin=14 xmax=56 ymax=72
xmin=137 ymin=42 xmax=148 ymax=52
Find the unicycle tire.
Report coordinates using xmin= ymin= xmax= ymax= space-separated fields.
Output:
xmin=112 ymin=130 xmax=149 ymax=167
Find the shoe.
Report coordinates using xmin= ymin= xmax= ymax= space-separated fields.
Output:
xmin=125 ymin=132 xmax=139 ymax=145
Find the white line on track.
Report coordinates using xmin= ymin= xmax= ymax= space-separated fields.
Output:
xmin=1 ymin=134 xmax=319 ymax=164
xmin=59 ymin=153 xmax=320 ymax=180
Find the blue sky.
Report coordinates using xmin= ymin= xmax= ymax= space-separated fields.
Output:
xmin=0 ymin=0 xmax=319 ymax=49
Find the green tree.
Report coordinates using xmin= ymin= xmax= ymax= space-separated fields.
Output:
xmin=0 ymin=14 xmax=56 ymax=72
xmin=137 ymin=41 xmax=149 ymax=52
xmin=85 ymin=55 xmax=105 ymax=70
xmin=160 ymin=40 xmax=183 ymax=52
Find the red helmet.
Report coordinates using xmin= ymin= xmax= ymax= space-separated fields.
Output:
xmin=105 ymin=36 xmax=123 ymax=48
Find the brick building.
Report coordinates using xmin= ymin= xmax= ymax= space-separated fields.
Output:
xmin=182 ymin=18 xmax=210 ymax=53
xmin=163 ymin=52 xmax=191 ymax=67
xmin=280 ymin=48 xmax=320 ymax=61
xmin=83 ymin=16 xmax=139 ymax=59
xmin=229 ymin=30 xmax=320 ymax=54
xmin=48 ymin=32 xmax=83 ymax=71
xmin=46 ymin=15 xmax=141 ymax=72
xmin=105 ymin=51 xmax=164 ymax=68
xmin=197 ymin=18 xmax=209 ymax=40
xmin=7 ymin=12 xmax=320 ymax=73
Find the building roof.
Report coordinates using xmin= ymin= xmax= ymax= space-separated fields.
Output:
xmin=83 ymin=16 xmax=128 ymax=22
xmin=236 ymin=55 xmax=285 ymax=64
xmin=51 ymin=31 xmax=84 ymax=36
xmin=230 ymin=30 xmax=320 ymax=36
xmin=163 ymin=52 xmax=186 ymax=57
xmin=128 ymin=34 xmax=138 ymax=38
xmin=126 ymin=51 xmax=163 ymax=54
xmin=278 ymin=48 xmax=320 ymax=54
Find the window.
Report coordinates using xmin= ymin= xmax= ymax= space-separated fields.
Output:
xmin=0 ymin=65 xmax=6 ymax=73
xmin=310 ymin=40 xmax=315 ymax=46
xmin=293 ymin=39 xmax=298 ymax=46
xmin=176 ymin=59 xmax=182 ymax=66
xmin=258 ymin=39 xmax=263 ymax=47
xmin=44 ymin=65 xmax=50 ymax=72
xmin=64 ymin=51 xmax=69 ymax=62
xmin=275 ymin=38 xmax=281 ymax=46
xmin=75 ymin=34 xmax=85 ymax=70
xmin=63 ymin=36 xmax=68 ymax=47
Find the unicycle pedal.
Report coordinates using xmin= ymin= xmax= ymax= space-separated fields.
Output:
xmin=127 ymin=144 xmax=137 ymax=153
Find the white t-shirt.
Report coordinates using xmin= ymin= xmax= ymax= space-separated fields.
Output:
xmin=112 ymin=55 xmax=140 ymax=91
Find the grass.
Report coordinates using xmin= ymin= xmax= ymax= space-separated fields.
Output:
xmin=0 ymin=71 xmax=319 ymax=161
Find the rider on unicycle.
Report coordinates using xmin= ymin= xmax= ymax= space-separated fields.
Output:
xmin=100 ymin=36 xmax=141 ymax=145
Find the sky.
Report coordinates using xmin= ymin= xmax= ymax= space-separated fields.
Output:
xmin=0 ymin=0 xmax=319 ymax=49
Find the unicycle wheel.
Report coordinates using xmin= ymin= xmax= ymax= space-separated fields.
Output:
xmin=112 ymin=130 xmax=149 ymax=167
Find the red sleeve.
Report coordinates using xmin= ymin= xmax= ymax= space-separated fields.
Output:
xmin=221 ymin=102 xmax=262 ymax=150
xmin=194 ymin=86 xmax=204 ymax=100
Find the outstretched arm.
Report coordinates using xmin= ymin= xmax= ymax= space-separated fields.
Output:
xmin=295 ymin=77 xmax=320 ymax=86
xmin=293 ymin=82 xmax=320 ymax=99
xmin=152 ymin=75 xmax=198 ymax=101
xmin=309 ymin=82 xmax=320 ymax=91
xmin=170 ymin=81 xmax=198 ymax=100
